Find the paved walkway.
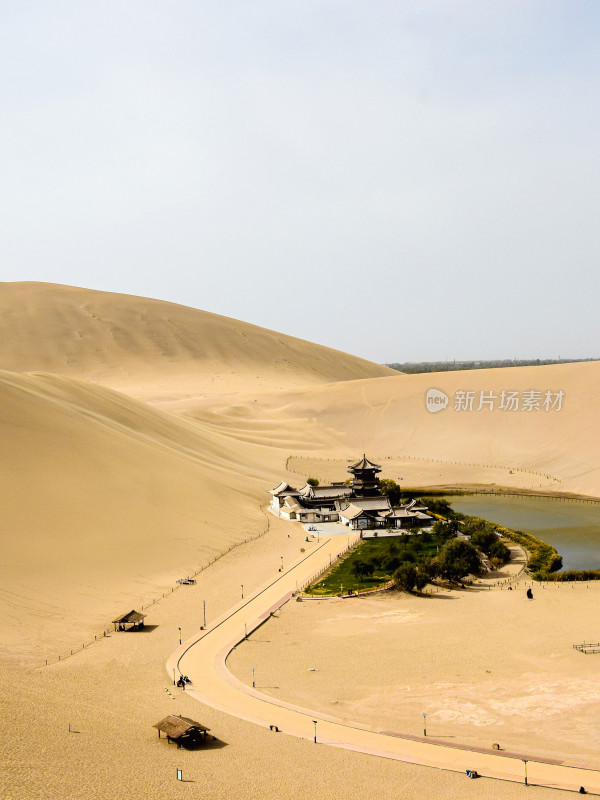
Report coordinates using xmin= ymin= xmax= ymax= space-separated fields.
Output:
xmin=167 ymin=535 xmax=600 ymax=795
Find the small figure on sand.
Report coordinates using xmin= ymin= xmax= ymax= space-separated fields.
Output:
xmin=527 ymin=587 xmax=533 ymax=599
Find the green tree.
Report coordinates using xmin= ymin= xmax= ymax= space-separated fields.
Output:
xmin=399 ymin=549 xmax=417 ymax=563
xmin=380 ymin=478 xmax=402 ymax=506
xmin=384 ymin=555 xmax=401 ymax=572
xmin=432 ymin=520 xmax=456 ymax=540
xmin=414 ymin=571 xmax=429 ymax=592
xmin=468 ymin=524 xmax=511 ymax=565
xmin=419 ymin=557 xmax=440 ymax=580
xmin=369 ymin=554 xmax=384 ymax=570
xmin=393 ymin=563 xmax=417 ymax=592
xmin=489 ymin=538 xmax=510 ymax=563
xmin=351 ymin=560 xmax=374 ymax=581
xmin=438 ymin=539 xmax=481 ymax=582
xmin=420 ymin=497 xmax=453 ymax=517
xmin=306 ymin=477 xmax=319 ymax=487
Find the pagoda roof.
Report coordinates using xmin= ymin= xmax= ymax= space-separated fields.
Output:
xmin=270 ymin=481 xmax=299 ymax=496
xmin=348 ymin=454 xmax=381 ymax=473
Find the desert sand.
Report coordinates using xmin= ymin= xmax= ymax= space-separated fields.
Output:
xmin=230 ymin=575 xmax=600 ymax=766
xmin=1 ymin=282 xmax=599 ymax=798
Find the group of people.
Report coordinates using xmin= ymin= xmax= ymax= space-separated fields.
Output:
xmin=176 ymin=675 xmax=191 ymax=690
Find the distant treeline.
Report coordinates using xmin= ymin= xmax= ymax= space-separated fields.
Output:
xmin=386 ymin=358 xmax=599 ymax=374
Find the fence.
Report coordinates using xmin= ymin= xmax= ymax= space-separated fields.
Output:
xmin=286 ymin=454 xmax=562 ymax=486
xmin=38 ymin=504 xmax=273 ymax=669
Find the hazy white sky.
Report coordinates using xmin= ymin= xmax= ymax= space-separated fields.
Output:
xmin=1 ymin=1 xmax=599 ymax=362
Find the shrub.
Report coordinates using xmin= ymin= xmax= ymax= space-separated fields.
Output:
xmin=306 ymin=477 xmax=319 ymax=486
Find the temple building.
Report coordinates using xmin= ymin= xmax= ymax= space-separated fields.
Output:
xmin=269 ymin=455 xmax=432 ymax=530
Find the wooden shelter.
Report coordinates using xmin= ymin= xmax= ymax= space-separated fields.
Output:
xmin=111 ymin=609 xmax=146 ymax=631
xmin=154 ymin=714 xmax=210 ymax=747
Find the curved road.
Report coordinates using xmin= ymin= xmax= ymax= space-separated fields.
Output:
xmin=167 ymin=535 xmax=600 ymax=795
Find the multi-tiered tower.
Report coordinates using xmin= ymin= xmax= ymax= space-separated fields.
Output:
xmin=348 ymin=454 xmax=381 ymax=497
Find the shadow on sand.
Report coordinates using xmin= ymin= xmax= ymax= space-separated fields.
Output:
xmin=419 ymin=593 xmax=457 ymax=600
xmin=178 ymin=734 xmax=228 ymax=752
xmin=121 ymin=624 xmax=160 ymax=633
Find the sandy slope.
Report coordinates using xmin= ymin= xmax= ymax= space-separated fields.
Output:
xmin=178 ymin=361 xmax=600 ymax=497
xmin=230 ymin=578 xmax=600 ymax=767
xmin=0 ymin=369 xmax=283 ymax=667
xmin=1 ymin=283 xmax=599 ymax=799
xmin=0 ymin=282 xmax=396 ymax=398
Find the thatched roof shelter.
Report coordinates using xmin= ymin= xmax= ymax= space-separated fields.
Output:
xmin=154 ymin=714 xmax=210 ymax=743
xmin=111 ymin=610 xmax=146 ymax=630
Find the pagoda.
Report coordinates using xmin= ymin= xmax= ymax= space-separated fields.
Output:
xmin=347 ymin=454 xmax=382 ymax=496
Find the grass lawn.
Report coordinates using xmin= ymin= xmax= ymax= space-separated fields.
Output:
xmin=305 ymin=532 xmax=445 ymax=595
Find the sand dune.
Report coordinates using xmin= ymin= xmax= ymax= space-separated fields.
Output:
xmin=1 ymin=283 xmax=599 ymax=799
xmin=0 ymin=370 xmax=284 ymax=667
xmin=0 ymin=282 xmax=396 ymax=398
xmin=180 ymin=361 xmax=600 ymax=497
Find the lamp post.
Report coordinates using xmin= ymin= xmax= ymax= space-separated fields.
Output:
xmin=523 ymin=759 xmax=528 ymax=786
xmin=241 ymin=584 xmax=244 ymax=599
xmin=203 ymin=600 xmax=206 ymax=628
xmin=178 ymin=627 xmax=182 ymax=645
xmin=281 ymin=556 xmax=284 ymax=571
xmin=252 ymin=667 xmax=255 ymax=688
xmin=423 ymin=713 xmax=427 ymax=737
xmin=313 ymin=719 xmax=318 ymax=743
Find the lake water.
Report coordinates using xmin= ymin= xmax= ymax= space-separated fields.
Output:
xmin=451 ymin=494 xmax=600 ymax=571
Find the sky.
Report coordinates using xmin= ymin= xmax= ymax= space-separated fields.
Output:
xmin=1 ymin=1 xmax=599 ymax=363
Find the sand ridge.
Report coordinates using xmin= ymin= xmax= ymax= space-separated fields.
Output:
xmin=0 ymin=282 xmax=396 ymax=397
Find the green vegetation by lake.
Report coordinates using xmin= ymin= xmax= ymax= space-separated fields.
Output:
xmin=305 ymin=533 xmax=446 ymax=595
xmin=452 ymin=495 xmax=600 ymax=571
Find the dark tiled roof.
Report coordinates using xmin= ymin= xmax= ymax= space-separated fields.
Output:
xmin=348 ymin=454 xmax=382 ymax=472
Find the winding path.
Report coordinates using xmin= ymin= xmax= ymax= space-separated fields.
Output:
xmin=166 ymin=535 xmax=600 ymax=795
